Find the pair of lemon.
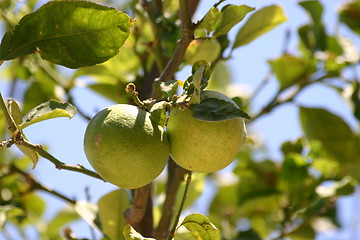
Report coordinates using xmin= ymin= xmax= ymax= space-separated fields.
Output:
xmin=83 ymin=90 xmax=247 ymax=189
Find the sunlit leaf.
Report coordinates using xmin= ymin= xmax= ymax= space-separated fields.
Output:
xmin=7 ymin=99 xmax=22 ymax=125
xmin=19 ymin=100 xmax=76 ymax=129
xmin=268 ymin=54 xmax=314 ymax=90
xmin=74 ymin=201 xmax=100 ymax=230
xmin=233 ymin=5 xmax=287 ymax=48
xmin=184 ymin=39 xmax=221 ymax=66
xmin=98 ymin=189 xmax=131 ymax=240
xmin=123 ymin=224 xmax=155 ymax=240
xmin=299 ymin=107 xmax=359 ymax=164
xmin=46 ymin=208 xmax=79 ymax=238
xmin=0 ymin=1 xmax=134 ymax=68
xmin=196 ymin=7 xmax=222 ymax=37
xmin=15 ymin=144 xmax=38 ymax=169
xmin=214 ymin=5 xmax=254 ymax=36
xmin=180 ymin=213 xmax=221 ymax=240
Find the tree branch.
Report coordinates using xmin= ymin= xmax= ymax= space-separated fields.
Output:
xmin=10 ymin=164 xmax=76 ymax=205
xmin=156 ymin=0 xmax=195 ymax=84
xmin=16 ymin=140 xmax=104 ymax=181
xmin=124 ymin=184 xmax=153 ymax=236
xmin=154 ymin=159 xmax=187 ymax=240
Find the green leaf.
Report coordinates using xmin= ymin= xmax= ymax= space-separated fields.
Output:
xmin=191 ymin=98 xmax=250 ymax=121
xmin=180 ymin=213 xmax=221 ymax=240
xmin=339 ymin=0 xmax=360 ymax=35
xmin=123 ymin=224 xmax=155 ymax=240
xmin=19 ymin=100 xmax=76 ymax=130
xmin=98 ymin=189 xmax=131 ymax=240
xmin=88 ymin=83 xmax=128 ymax=103
xmin=149 ymin=101 xmax=168 ymax=128
xmin=233 ymin=5 xmax=287 ymax=49
xmin=214 ymin=5 xmax=255 ymax=37
xmin=74 ymin=201 xmax=100 ymax=230
xmin=299 ymin=1 xmax=323 ymax=25
xmin=46 ymin=208 xmax=79 ymax=238
xmin=184 ymin=39 xmax=221 ymax=66
xmin=351 ymin=80 xmax=360 ymax=121
xmin=299 ymin=107 xmax=359 ymax=164
xmin=0 ymin=1 xmax=134 ymax=68
xmin=316 ymin=176 xmax=356 ymax=198
xmin=268 ymin=54 xmax=313 ymax=90
xmin=7 ymin=99 xmax=22 ymax=125
xmin=196 ymin=7 xmax=222 ymax=37
xmin=158 ymin=80 xmax=179 ymax=99
xmin=15 ymin=144 xmax=39 ymax=169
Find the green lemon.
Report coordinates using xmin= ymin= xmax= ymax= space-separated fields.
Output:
xmin=83 ymin=104 xmax=169 ymax=189
xmin=166 ymin=90 xmax=246 ymax=173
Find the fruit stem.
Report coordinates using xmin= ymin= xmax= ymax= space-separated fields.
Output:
xmin=125 ymin=83 xmax=146 ymax=109
xmin=167 ymin=171 xmax=192 ymax=240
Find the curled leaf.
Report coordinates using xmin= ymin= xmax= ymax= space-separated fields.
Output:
xmin=19 ymin=100 xmax=76 ymax=130
xmin=123 ymin=224 xmax=155 ymax=240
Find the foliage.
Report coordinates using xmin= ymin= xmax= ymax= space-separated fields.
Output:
xmin=0 ymin=0 xmax=359 ymax=240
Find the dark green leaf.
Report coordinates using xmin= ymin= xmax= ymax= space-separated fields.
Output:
xmin=235 ymin=229 xmax=262 ymax=240
xmin=180 ymin=213 xmax=221 ymax=240
xmin=214 ymin=5 xmax=255 ymax=37
xmin=351 ymin=80 xmax=360 ymax=121
xmin=88 ymin=82 xmax=128 ymax=103
xmin=233 ymin=5 xmax=287 ymax=49
xmin=299 ymin=1 xmax=323 ymax=25
xmin=19 ymin=100 xmax=77 ymax=129
xmin=281 ymin=138 xmax=304 ymax=156
xmin=268 ymin=54 xmax=313 ymax=90
xmin=0 ymin=1 xmax=134 ymax=68
xmin=98 ymin=189 xmax=131 ymax=240
xmin=339 ymin=1 xmax=360 ymax=35
xmin=191 ymin=98 xmax=250 ymax=121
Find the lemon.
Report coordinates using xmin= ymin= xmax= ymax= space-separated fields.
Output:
xmin=83 ymin=104 xmax=169 ymax=189
xmin=166 ymin=90 xmax=246 ymax=173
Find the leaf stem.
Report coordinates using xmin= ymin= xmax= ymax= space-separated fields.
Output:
xmin=167 ymin=171 xmax=192 ymax=240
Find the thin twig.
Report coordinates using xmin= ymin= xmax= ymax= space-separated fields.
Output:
xmin=10 ymin=164 xmax=76 ymax=205
xmin=252 ymin=74 xmax=331 ymax=121
xmin=167 ymin=171 xmax=192 ymax=240
xmin=17 ymin=139 xmax=104 ymax=181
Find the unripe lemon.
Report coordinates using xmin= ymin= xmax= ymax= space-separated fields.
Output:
xmin=166 ymin=90 xmax=246 ymax=173
xmin=84 ymin=104 xmax=169 ymax=189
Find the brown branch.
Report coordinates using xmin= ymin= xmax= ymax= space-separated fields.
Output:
xmin=124 ymin=184 xmax=153 ymax=236
xmin=154 ymin=159 xmax=187 ymax=240
xmin=157 ymin=0 xmax=195 ymax=84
